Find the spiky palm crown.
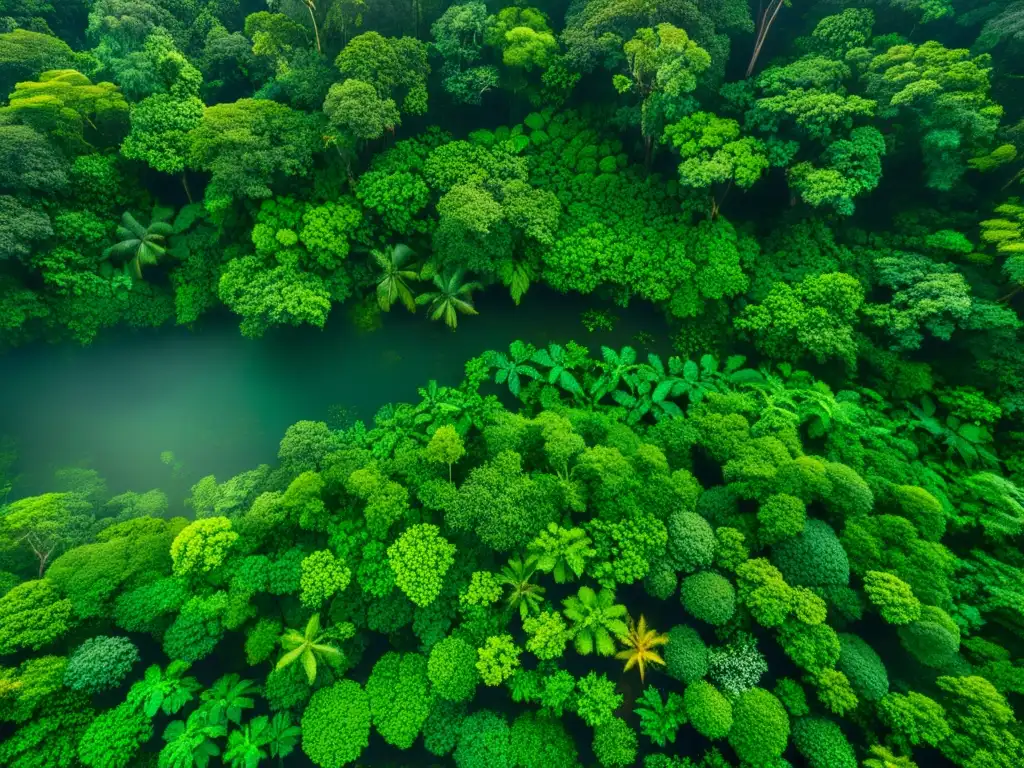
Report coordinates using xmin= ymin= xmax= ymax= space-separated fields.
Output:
xmin=276 ymin=614 xmax=343 ymax=684
xmin=416 ymin=269 xmax=482 ymax=329
xmin=106 ymin=208 xmax=173 ymax=277
xmin=374 ymin=244 xmax=420 ymax=311
xmin=615 ymin=614 xmax=669 ymax=681
xmin=500 ymin=555 xmax=547 ymax=619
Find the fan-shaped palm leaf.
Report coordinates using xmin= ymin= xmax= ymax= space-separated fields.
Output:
xmin=128 ymin=661 xmax=201 ymax=718
xmin=265 ymin=712 xmax=301 ymax=765
xmin=416 ymin=270 xmax=482 ymax=330
xmin=276 ymin=614 xmax=344 ymax=685
xmin=199 ymin=674 xmax=257 ymax=726
xmin=562 ymin=586 xmax=628 ymax=657
xmin=160 ymin=708 xmax=225 ymax=768
xmin=532 ymin=343 xmax=584 ymax=397
xmin=527 ymin=523 xmax=595 ymax=583
xmin=615 ymin=614 xmax=668 ymax=682
xmin=224 ymin=716 xmax=269 ymax=768
xmin=374 ymin=243 xmax=420 ymax=312
xmin=487 ymin=340 xmax=540 ymax=396
xmin=591 ymin=345 xmax=638 ymax=400
xmin=500 ymin=260 xmax=534 ymax=305
xmin=105 ymin=207 xmax=173 ymax=278
xmin=499 ymin=555 xmax=546 ymax=620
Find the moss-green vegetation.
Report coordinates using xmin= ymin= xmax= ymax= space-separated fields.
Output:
xmin=2 ymin=1 xmax=1024 ymax=767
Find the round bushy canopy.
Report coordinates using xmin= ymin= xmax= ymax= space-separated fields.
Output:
xmin=454 ymin=710 xmax=511 ymax=768
xmin=170 ymin=516 xmax=238 ymax=576
xmin=728 ymin=688 xmax=790 ymax=765
xmin=680 ymin=571 xmax=736 ymax=626
xmin=664 ymin=624 xmax=708 ymax=684
xmin=898 ymin=605 xmax=961 ymax=668
xmin=708 ymin=636 xmax=768 ymax=697
xmin=77 ymin=701 xmax=152 ymax=768
xmin=301 ymin=680 xmax=371 ymax=767
xmin=424 ymin=698 xmax=467 ymax=757
xmin=683 ymin=680 xmax=733 ymax=740
xmin=837 ymin=633 xmax=889 ymax=701
xmin=893 ymin=484 xmax=946 ymax=541
xmin=366 ymin=652 xmax=431 ymax=749
xmin=772 ymin=519 xmax=849 ymax=587
xmin=696 ymin=486 xmax=741 ymax=526
xmin=792 ymin=717 xmax=856 ymax=768
xmin=666 ymin=511 xmax=716 ymax=572
xmin=592 ymin=717 xmax=638 ymax=768
xmin=823 ymin=462 xmax=874 ymax=518
xmin=387 ymin=523 xmax=456 ymax=607
xmin=508 ymin=711 xmax=578 ymax=768
xmin=758 ymin=493 xmax=807 ymax=544
xmin=65 ymin=636 xmax=139 ymax=694
xmin=428 ymin=636 xmax=481 ymax=702
xmin=265 ymin=664 xmax=312 ymax=712
xmin=644 ymin=557 xmax=678 ymax=600
xmin=774 ymin=678 xmax=809 ymax=717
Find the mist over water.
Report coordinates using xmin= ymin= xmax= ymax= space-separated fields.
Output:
xmin=0 ymin=288 xmax=664 ymax=505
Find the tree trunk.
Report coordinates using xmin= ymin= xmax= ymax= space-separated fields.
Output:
xmin=181 ymin=173 xmax=193 ymax=204
xmin=746 ymin=0 xmax=786 ymax=78
xmin=35 ymin=548 xmax=51 ymax=578
xmin=1002 ymin=166 xmax=1023 ymax=190
xmin=306 ymin=2 xmax=322 ymax=54
xmin=999 ymin=286 xmax=1022 ymax=303
xmin=711 ymin=179 xmax=734 ymax=220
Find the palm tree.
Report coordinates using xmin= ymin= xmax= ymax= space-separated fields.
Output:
xmin=199 ymin=674 xmax=257 ymax=726
xmin=159 ymin=708 xmax=225 ymax=768
xmin=373 ymin=244 xmax=420 ymax=312
xmin=531 ymin=343 xmax=584 ymax=398
xmin=591 ymin=345 xmax=638 ymax=401
xmin=416 ymin=270 xmax=482 ymax=330
xmin=264 ymin=713 xmax=301 ymax=768
xmin=224 ymin=717 xmax=269 ymax=768
xmin=105 ymin=208 xmax=173 ymax=278
xmin=276 ymin=614 xmax=344 ymax=685
xmin=616 ymin=614 xmax=669 ymax=682
xmin=499 ymin=555 xmax=546 ymax=620
xmin=562 ymin=586 xmax=628 ymax=656
xmin=527 ymin=523 xmax=595 ymax=584
xmin=128 ymin=661 xmax=201 ymax=718
xmin=486 ymin=340 xmax=540 ymax=397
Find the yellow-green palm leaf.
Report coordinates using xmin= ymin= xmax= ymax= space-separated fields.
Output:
xmin=616 ymin=614 xmax=669 ymax=681
xmin=275 ymin=614 xmax=344 ymax=685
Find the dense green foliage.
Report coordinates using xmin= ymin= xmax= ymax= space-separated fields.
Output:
xmin=5 ymin=340 xmax=1024 ymax=766
xmin=3 ymin=0 xmax=1024 ymax=766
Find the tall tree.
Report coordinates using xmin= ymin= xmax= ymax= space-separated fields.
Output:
xmin=615 ymin=23 xmax=710 ymax=165
xmin=188 ymin=99 xmax=320 ymax=213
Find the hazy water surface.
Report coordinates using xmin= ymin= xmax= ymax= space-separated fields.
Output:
xmin=0 ymin=288 xmax=664 ymax=505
